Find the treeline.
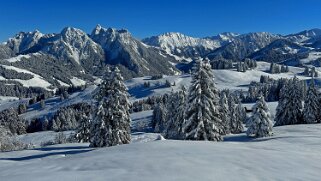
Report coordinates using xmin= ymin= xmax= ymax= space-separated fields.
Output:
xmin=51 ymin=103 xmax=92 ymax=131
xmin=0 ymin=66 xmax=34 ymax=80
xmin=236 ymin=58 xmax=257 ymax=72
xmin=275 ymin=76 xmax=320 ymax=125
xmin=303 ymin=67 xmax=318 ymax=77
xmin=131 ymin=95 xmax=167 ymax=113
xmin=0 ymin=100 xmax=92 ymax=135
xmin=243 ymin=75 xmax=306 ymax=103
xmin=210 ymin=58 xmax=257 ymax=72
xmin=27 ymin=102 xmax=92 ymax=133
xmin=0 ymin=80 xmax=51 ymax=98
xmin=0 ymin=108 xmax=27 ymax=135
xmin=3 ymin=54 xmax=94 ymax=87
xmin=269 ymin=63 xmax=289 ymax=74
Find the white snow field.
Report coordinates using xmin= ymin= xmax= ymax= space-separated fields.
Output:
xmin=0 ymin=124 xmax=321 ymax=181
xmin=0 ymin=61 xmax=320 ymax=180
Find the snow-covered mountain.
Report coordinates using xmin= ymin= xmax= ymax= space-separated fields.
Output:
xmin=249 ymin=39 xmax=310 ymax=62
xmin=91 ymin=25 xmax=177 ymax=77
xmin=207 ymin=32 xmax=280 ymax=60
xmin=310 ymin=38 xmax=321 ymax=48
xmin=6 ymin=30 xmax=43 ymax=54
xmin=143 ymin=29 xmax=321 ymax=63
xmin=8 ymin=28 xmax=106 ymax=72
xmin=40 ymin=27 xmax=105 ymax=67
xmin=206 ymin=32 xmax=240 ymax=43
xmin=142 ymin=32 xmax=221 ymax=60
xmin=1 ymin=26 xmax=321 ymax=97
xmin=0 ymin=25 xmax=180 ymax=95
xmin=286 ymin=28 xmax=321 ymax=43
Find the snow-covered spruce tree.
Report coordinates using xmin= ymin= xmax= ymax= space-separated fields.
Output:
xmin=183 ymin=59 xmax=223 ymax=141
xmin=42 ymin=117 xmax=49 ymax=131
xmin=274 ymin=76 xmax=304 ymax=126
xmin=304 ymin=67 xmax=310 ymax=76
xmin=229 ymin=96 xmax=244 ymax=134
xmin=235 ymin=101 xmax=247 ymax=124
xmin=303 ymin=79 xmax=320 ymax=124
xmin=246 ymin=96 xmax=273 ymax=138
xmin=152 ymin=102 xmax=167 ymax=133
xmin=0 ymin=126 xmax=29 ymax=152
xmin=90 ymin=67 xmax=131 ymax=147
xmin=76 ymin=114 xmax=91 ymax=143
xmin=302 ymin=80 xmax=308 ymax=101
xmin=18 ymin=104 xmax=27 ymax=114
xmin=163 ymin=90 xmax=177 ymax=134
xmin=270 ymin=63 xmax=280 ymax=74
xmin=219 ymin=93 xmax=230 ymax=135
xmin=51 ymin=117 xmax=60 ymax=131
xmin=165 ymin=87 xmax=187 ymax=139
xmin=285 ymin=65 xmax=289 ymax=72
xmin=0 ymin=108 xmax=26 ymax=135
xmin=52 ymin=108 xmax=78 ymax=131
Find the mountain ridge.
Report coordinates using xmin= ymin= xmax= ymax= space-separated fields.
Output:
xmin=0 ymin=26 xmax=321 ymax=95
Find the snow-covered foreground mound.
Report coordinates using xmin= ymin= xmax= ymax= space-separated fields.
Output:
xmin=1 ymin=124 xmax=321 ymax=180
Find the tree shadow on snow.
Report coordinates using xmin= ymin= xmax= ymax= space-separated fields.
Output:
xmin=224 ymin=134 xmax=315 ymax=143
xmin=0 ymin=149 xmax=93 ymax=161
xmin=33 ymin=145 xmax=90 ymax=151
xmin=224 ymin=134 xmax=284 ymax=142
xmin=224 ymin=134 xmax=253 ymax=142
xmin=237 ymin=84 xmax=251 ymax=88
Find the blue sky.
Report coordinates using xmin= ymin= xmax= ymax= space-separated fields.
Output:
xmin=1 ymin=0 xmax=321 ymax=41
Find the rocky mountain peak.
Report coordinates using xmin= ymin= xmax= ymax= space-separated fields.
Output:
xmin=6 ymin=30 xmax=43 ymax=54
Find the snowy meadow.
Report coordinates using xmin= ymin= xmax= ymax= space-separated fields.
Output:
xmin=1 ymin=60 xmax=321 ymax=180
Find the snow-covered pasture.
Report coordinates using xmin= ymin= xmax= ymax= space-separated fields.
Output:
xmin=127 ymin=61 xmax=313 ymax=100
xmin=1 ymin=124 xmax=321 ymax=180
xmin=1 ymin=61 xmax=320 ymax=180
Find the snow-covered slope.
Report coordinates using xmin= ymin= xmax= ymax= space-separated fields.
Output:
xmin=20 ymin=85 xmax=97 ymax=121
xmin=0 ymin=65 xmax=52 ymax=90
xmin=300 ymin=51 xmax=321 ymax=64
xmin=1 ymin=124 xmax=321 ymax=181
xmin=0 ymin=61 xmax=311 ymax=123
xmin=3 ymin=54 xmax=32 ymax=63
xmin=126 ymin=61 xmax=311 ymax=100
xmin=0 ymin=44 xmax=14 ymax=59
xmin=0 ymin=58 xmax=320 ymax=180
